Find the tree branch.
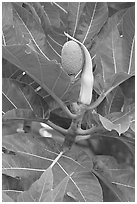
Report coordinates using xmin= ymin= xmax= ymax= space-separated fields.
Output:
xmin=46 ymin=120 xmax=68 ymax=135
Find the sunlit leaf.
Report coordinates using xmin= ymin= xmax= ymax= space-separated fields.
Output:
xmin=99 ymin=115 xmax=120 ymax=133
xmin=99 ymin=104 xmax=135 ymax=135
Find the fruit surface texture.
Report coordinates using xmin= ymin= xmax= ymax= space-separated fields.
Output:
xmin=61 ymin=40 xmax=84 ymax=75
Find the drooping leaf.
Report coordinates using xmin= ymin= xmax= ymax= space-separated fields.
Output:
xmin=99 ymin=115 xmax=120 ymax=133
xmin=99 ymin=103 xmax=135 ymax=135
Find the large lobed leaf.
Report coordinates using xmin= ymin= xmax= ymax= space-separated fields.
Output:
xmin=2 ymin=59 xmax=66 ymax=113
xmin=3 ymin=133 xmax=103 ymax=202
xmin=2 ymin=2 xmax=109 ymax=105
xmin=94 ymin=6 xmax=135 ymax=94
xmin=2 ymin=2 xmax=80 ymax=106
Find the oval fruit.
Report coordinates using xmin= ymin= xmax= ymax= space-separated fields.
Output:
xmin=61 ymin=40 xmax=84 ymax=75
xmin=64 ymin=33 xmax=94 ymax=105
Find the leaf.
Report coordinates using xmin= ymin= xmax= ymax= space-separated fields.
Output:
xmin=130 ymin=120 xmax=135 ymax=132
xmin=3 ymin=109 xmax=48 ymax=124
xmin=99 ymin=104 xmax=135 ymax=135
xmin=41 ymin=190 xmax=53 ymax=202
xmin=97 ymin=86 xmax=124 ymax=116
xmin=17 ymin=167 xmax=53 ymax=202
xmin=2 ymin=190 xmax=21 ymax=202
xmin=2 ymin=192 xmax=14 ymax=202
xmin=2 ymin=43 xmax=80 ymax=105
xmin=2 ymin=59 xmax=61 ymax=112
xmin=2 ymin=3 xmax=13 ymax=29
xmin=93 ymin=155 xmax=135 ymax=201
xmin=27 ymin=2 xmax=63 ymax=62
xmin=120 ymin=6 xmax=135 ymax=75
xmin=113 ymin=174 xmax=135 ymax=202
xmin=2 ymin=3 xmax=80 ymax=105
xmin=40 ymin=3 xmax=61 ymax=29
xmin=12 ymin=2 xmax=61 ymax=62
xmin=108 ymin=2 xmax=135 ymax=11
xmin=95 ymin=6 xmax=134 ymax=93
xmin=105 ymin=86 xmax=124 ymax=114
xmin=2 ymin=58 xmax=21 ymax=79
xmin=66 ymin=170 xmax=103 ymax=202
xmin=98 ymin=26 xmax=125 ymax=83
xmin=68 ymin=2 xmax=108 ymax=45
xmin=67 ymin=2 xmax=85 ymax=37
xmin=2 ymin=79 xmax=49 ymax=118
xmin=99 ymin=115 xmax=120 ymax=133
xmin=52 ymin=175 xmax=70 ymax=201
xmin=119 ymin=76 xmax=135 ymax=103
xmin=3 ymin=133 xmax=103 ymax=202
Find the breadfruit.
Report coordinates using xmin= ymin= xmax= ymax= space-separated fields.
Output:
xmin=61 ymin=40 xmax=84 ymax=75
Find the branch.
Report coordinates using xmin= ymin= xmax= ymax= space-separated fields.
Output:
xmin=46 ymin=120 xmax=68 ymax=135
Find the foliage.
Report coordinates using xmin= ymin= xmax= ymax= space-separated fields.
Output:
xmin=2 ymin=2 xmax=135 ymax=202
